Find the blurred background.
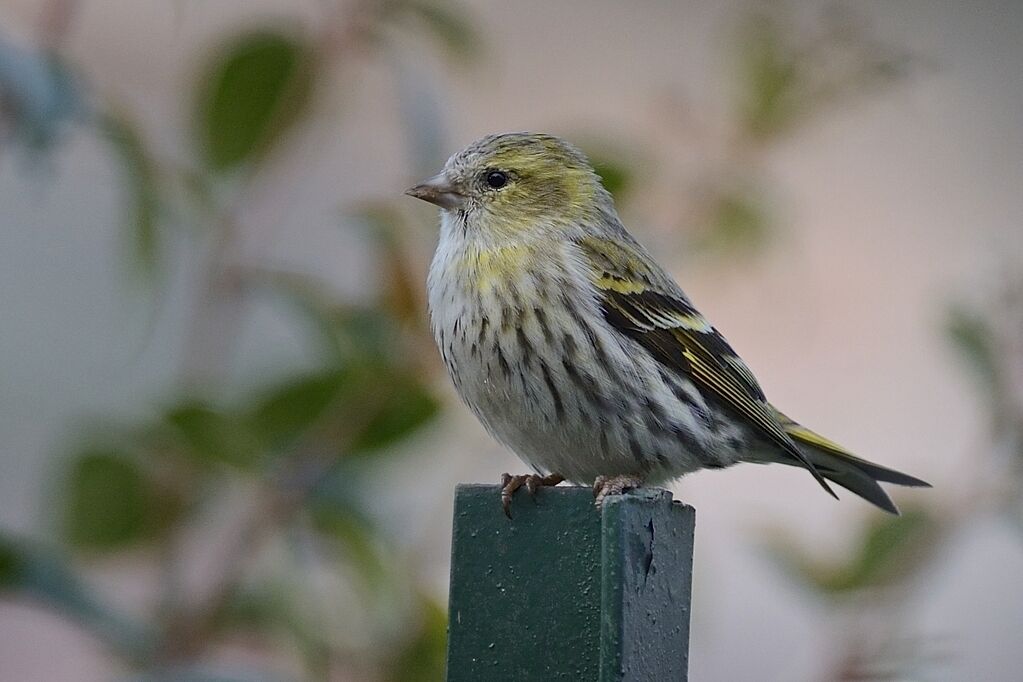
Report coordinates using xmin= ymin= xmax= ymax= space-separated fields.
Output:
xmin=1 ymin=0 xmax=1021 ymax=679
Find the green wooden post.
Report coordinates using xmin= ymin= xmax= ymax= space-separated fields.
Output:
xmin=446 ymin=484 xmax=695 ymax=681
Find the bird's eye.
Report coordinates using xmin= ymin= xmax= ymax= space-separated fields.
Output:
xmin=485 ymin=170 xmax=508 ymax=189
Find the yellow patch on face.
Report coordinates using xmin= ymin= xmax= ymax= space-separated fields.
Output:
xmin=473 ymin=142 xmax=599 ymax=229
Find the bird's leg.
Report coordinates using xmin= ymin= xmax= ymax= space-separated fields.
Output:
xmin=500 ymin=472 xmax=564 ymax=518
xmin=592 ymin=474 xmax=644 ymax=510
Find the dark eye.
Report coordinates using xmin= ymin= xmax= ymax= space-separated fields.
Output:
xmin=485 ymin=170 xmax=508 ymax=189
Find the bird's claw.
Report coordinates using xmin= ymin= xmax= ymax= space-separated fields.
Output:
xmin=500 ymin=472 xmax=564 ymax=518
xmin=592 ymin=474 xmax=644 ymax=510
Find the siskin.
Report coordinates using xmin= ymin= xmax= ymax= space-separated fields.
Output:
xmin=407 ymin=132 xmax=928 ymax=516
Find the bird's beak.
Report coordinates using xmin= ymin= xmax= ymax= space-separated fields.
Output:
xmin=405 ymin=174 xmax=466 ymax=210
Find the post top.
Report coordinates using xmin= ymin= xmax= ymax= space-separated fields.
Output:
xmin=447 ymin=483 xmax=695 ymax=681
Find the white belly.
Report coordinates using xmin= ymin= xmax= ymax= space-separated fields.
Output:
xmin=427 ymin=237 xmax=743 ymax=484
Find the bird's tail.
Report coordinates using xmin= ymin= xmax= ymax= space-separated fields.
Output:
xmin=772 ymin=409 xmax=930 ymax=514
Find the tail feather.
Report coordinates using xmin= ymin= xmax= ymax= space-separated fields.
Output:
xmin=771 ymin=409 xmax=931 ymax=514
xmin=809 ymin=457 xmax=900 ymax=515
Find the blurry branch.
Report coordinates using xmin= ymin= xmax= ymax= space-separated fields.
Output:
xmin=0 ymin=33 xmax=83 ymax=157
xmin=99 ymin=113 xmax=164 ymax=282
xmin=0 ymin=535 xmax=155 ymax=662
xmin=763 ymin=496 xmax=949 ymax=679
xmin=0 ymin=1 xmax=951 ymax=680
xmin=638 ymin=5 xmax=919 ymax=260
xmin=828 ymin=623 xmax=954 ymax=682
xmin=648 ymin=7 xmax=958 ymax=680
xmin=946 ymin=275 xmax=1023 ymax=523
xmin=152 ymin=3 xmax=455 ymax=664
xmin=36 ymin=0 xmax=79 ymax=50
xmin=159 ymin=345 xmax=440 ymax=659
xmin=2 ymin=0 xmax=472 ymax=679
xmin=734 ymin=7 xmax=914 ymax=143
xmin=0 ymin=0 xmax=83 ymax=160
xmin=766 ymin=506 xmax=944 ymax=598
xmin=385 ymin=0 xmax=481 ymax=66
xmin=762 ymin=271 xmax=1023 ymax=680
xmin=137 ymin=0 xmax=477 ymax=380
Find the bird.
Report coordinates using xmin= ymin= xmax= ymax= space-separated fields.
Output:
xmin=406 ymin=132 xmax=928 ymax=517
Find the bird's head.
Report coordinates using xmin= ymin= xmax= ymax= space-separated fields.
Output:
xmin=406 ymin=133 xmax=612 ymax=242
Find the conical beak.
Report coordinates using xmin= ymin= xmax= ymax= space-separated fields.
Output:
xmin=405 ymin=174 xmax=466 ymax=210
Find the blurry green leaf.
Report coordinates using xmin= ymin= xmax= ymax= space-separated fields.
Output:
xmin=256 ymin=272 xmax=352 ymax=359
xmin=273 ymin=365 xmax=440 ymax=459
xmin=286 ymin=298 xmax=399 ymax=365
xmin=252 ymin=276 xmax=441 ymax=457
xmin=215 ymin=581 xmax=295 ymax=635
xmin=310 ymin=501 xmax=388 ymax=591
xmin=733 ymin=9 xmax=914 ymax=141
xmin=98 ymin=113 xmax=162 ymax=281
xmin=575 ymin=138 xmax=643 ymax=204
xmin=336 ymin=308 xmax=404 ymax=363
xmin=349 ymin=371 xmax=440 ymax=456
xmin=0 ymin=534 xmax=153 ymax=658
xmin=945 ymin=305 xmax=999 ymax=393
xmin=590 ymin=158 xmax=632 ymax=202
xmin=768 ymin=506 xmax=941 ymax=595
xmin=0 ymin=539 xmax=17 ymax=584
xmin=196 ymin=30 xmax=311 ymax=170
xmin=846 ymin=508 xmax=938 ymax=587
xmin=165 ymin=400 xmax=263 ymax=469
xmin=398 ymin=1 xmax=480 ymax=65
xmin=259 ymin=271 xmax=402 ymax=363
xmin=737 ymin=13 xmax=800 ymax=138
xmin=249 ymin=370 xmax=347 ymax=452
xmin=385 ymin=594 xmax=447 ymax=682
xmin=697 ymin=189 xmax=771 ymax=255
xmin=63 ymin=449 xmax=155 ymax=550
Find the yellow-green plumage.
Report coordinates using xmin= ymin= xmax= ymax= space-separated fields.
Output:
xmin=408 ymin=132 xmax=928 ymax=513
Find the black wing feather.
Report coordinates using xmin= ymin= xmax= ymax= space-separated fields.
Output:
xmin=598 ymin=287 xmax=836 ymax=497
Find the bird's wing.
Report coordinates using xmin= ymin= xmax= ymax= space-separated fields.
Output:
xmin=576 ymin=235 xmax=835 ymax=496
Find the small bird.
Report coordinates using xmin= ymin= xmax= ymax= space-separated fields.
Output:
xmin=407 ymin=132 xmax=928 ymax=516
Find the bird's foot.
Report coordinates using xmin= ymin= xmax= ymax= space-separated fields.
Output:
xmin=592 ymin=474 xmax=644 ymax=510
xmin=500 ymin=472 xmax=564 ymax=518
